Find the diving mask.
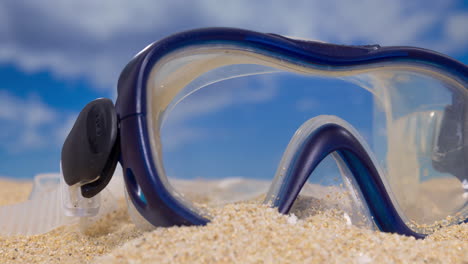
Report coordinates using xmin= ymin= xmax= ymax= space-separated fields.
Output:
xmin=1 ymin=28 xmax=467 ymax=238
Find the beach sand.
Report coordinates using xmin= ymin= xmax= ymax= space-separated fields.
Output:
xmin=0 ymin=178 xmax=466 ymax=263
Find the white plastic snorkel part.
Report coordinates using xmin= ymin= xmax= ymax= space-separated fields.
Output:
xmin=61 ymin=168 xmax=101 ymax=218
xmin=0 ymin=164 xmax=122 ymax=236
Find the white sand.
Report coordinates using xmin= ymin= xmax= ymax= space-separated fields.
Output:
xmin=0 ymin=179 xmax=466 ymax=263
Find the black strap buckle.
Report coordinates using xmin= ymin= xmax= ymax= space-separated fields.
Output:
xmin=61 ymin=98 xmax=120 ymax=198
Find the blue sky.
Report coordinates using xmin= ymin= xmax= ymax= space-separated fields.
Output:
xmin=0 ymin=0 xmax=467 ymax=179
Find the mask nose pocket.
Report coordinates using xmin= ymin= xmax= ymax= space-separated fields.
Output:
xmin=265 ymin=115 xmax=419 ymax=236
xmin=286 ymin=153 xmax=376 ymax=230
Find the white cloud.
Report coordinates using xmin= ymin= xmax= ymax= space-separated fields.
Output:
xmin=0 ymin=92 xmax=56 ymax=126
xmin=0 ymin=91 xmax=76 ymax=153
xmin=0 ymin=0 xmax=466 ymax=91
xmin=443 ymin=12 xmax=468 ymax=51
xmin=296 ymin=98 xmax=320 ymax=112
xmin=162 ymin=127 xmax=207 ymax=151
xmin=166 ymin=75 xmax=277 ymax=123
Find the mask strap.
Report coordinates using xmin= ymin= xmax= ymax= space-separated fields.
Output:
xmin=0 ymin=173 xmax=76 ymax=236
xmin=0 ymin=169 xmax=124 ymax=236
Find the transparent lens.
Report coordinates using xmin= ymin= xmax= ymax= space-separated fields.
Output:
xmin=147 ymin=46 xmax=467 ymax=233
xmin=161 ymin=71 xmax=374 ymax=207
